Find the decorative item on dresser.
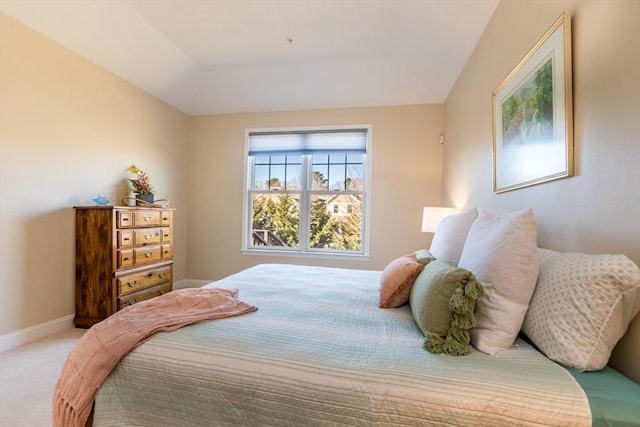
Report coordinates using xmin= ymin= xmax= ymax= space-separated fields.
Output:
xmin=73 ymin=206 xmax=175 ymax=328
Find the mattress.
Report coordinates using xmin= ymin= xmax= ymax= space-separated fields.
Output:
xmin=94 ymin=263 xmax=591 ymax=426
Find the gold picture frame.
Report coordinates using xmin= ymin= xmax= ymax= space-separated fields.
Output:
xmin=492 ymin=11 xmax=573 ymax=193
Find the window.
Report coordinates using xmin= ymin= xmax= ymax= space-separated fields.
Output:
xmin=244 ymin=127 xmax=370 ymax=256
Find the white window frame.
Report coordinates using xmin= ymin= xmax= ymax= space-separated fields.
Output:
xmin=241 ymin=125 xmax=372 ymax=260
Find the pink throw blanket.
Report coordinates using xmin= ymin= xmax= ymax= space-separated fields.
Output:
xmin=53 ymin=287 xmax=257 ymax=427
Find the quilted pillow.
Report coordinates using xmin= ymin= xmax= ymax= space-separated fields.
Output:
xmin=458 ymin=208 xmax=538 ymax=355
xmin=409 ymin=259 xmax=484 ymax=356
xmin=429 ymin=208 xmax=478 ymax=267
xmin=379 ymin=254 xmax=424 ymax=308
xmin=522 ymin=248 xmax=640 ymax=371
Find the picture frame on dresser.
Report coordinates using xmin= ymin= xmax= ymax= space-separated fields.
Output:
xmin=492 ymin=11 xmax=573 ymax=193
xmin=73 ymin=206 xmax=175 ymax=328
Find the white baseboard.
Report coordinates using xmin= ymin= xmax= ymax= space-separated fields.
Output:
xmin=0 ymin=314 xmax=75 ymax=353
xmin=0 ymin=279 xmax=212 ymax=353
xmin=173 ymin=278 xmax=214 ymax=289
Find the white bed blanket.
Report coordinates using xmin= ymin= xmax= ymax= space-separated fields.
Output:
xmin=94 ymin=264 xmax=591 ymax=426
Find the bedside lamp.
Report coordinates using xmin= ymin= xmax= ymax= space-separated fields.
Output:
xmin=421 ymin=207 xmax=460 ymax=233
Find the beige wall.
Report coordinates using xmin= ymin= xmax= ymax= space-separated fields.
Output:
xmin=443 ymin=0 xmax=639 ymax=381
xmin=0 ymin=13 xmax=189 ymax=335
xmin=186 ymin=104 xmax=444 ymax=281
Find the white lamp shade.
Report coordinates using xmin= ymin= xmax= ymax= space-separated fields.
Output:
xmin=421 ymin=207 xmax=460 ymax=233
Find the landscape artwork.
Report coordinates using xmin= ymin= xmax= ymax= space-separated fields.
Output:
xmin=501 ymin=57 xmax=554 ymax=165
xmin=492 ymin=11 xmax=573 ymax=193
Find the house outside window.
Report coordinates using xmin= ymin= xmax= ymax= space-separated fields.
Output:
xmin=243 ymin=126 xmax=371 ymax=257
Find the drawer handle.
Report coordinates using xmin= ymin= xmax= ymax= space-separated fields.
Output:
xmin=144 ymin=234 xmax=153 ymax=240
xmin=143 ymin=216 xmax=152 ymax=222
xmin=159 ymin=289 xmax=168 ymax=295
xmin=145 ymin=251 xmax=153 ymax=258
xmin=159 ymin=273 xmax=167 ymax=279
xmin=123 ymin=257 xmax=130 ymax=261
xmin=128 ymin=299 xmax=137 ymax=306
xmin=122 ymin=218 xmax=129 ymax=222
xmin=127 ymin=281 xmax=137 ymax=287
xmin=123 ymin=237 xmax=130 ymax=241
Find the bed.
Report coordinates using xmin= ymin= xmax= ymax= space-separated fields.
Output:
xmin=77 ymin=208 xmax=640 ymax=426
xmin=90 ymin=261 xmax=640 ymax=426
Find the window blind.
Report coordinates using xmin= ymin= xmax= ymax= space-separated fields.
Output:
xmin=248 ymin=129 xmax=368 ymax=156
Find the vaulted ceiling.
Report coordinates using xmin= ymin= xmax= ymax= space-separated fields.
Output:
xmin=0 ymin=0 xmax=499 ymax=115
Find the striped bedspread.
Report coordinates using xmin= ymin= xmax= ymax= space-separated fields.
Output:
xmin=94 ymin=264 xmax=591 ymax=426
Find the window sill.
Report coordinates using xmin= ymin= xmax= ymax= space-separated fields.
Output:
xmin=240 ymin=248 xmax=371 ymax=262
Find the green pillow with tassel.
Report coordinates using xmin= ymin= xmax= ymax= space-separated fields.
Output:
xmin=409 ymin=259 xmax=484 ymax=356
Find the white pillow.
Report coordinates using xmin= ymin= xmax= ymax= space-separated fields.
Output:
xmin=429 ymin=208 xmax=478 ymax=267
xmin=523 ymin=248 xmax=640 ymax=371
xmin=458 ymin=208 xmax=538 ymax=355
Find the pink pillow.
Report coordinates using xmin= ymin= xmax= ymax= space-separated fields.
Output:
xmin=379 ymin=254 xmax=423 ymax=308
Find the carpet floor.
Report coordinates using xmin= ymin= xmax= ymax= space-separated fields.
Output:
xmin=0 ymin=328 xmax=85 ymax=426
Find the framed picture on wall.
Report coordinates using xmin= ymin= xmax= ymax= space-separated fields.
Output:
xmin=492 ymin=11 xmax=573 ymax=193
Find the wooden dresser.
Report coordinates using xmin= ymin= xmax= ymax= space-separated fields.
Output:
xmin=74 ymin=206 xmax=175 ymax=328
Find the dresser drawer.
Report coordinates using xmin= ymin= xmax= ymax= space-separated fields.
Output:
xmin=160 ymin=211 xmax=172 ymax=226
xmin=118 ymin=230 xmax=133 ymax=248
xmin=118 ymin=282 xmax=172 ymax=309
xmin=134 ymin=228 xmax=162 ymax=246
xmin=118 ymin=249 xmax=134 ymax=269
xmin=161 ymin=244 xmax=173 ymax=260
xmin=117 ymin=265 xmax=172 ymax=296
xmin=117 ymin=211 xmax=133 ymax=228
xmin=133 ymin=210 xmax=161 ymax=227
xmin=161 ymin=227 xmax=172 ymax=243
xmin=133 ymin=246 xmax=162 ymax=265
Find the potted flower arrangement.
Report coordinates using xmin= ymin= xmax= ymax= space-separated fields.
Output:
xmin=127 ymin=164 xmax=155 ymax=206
